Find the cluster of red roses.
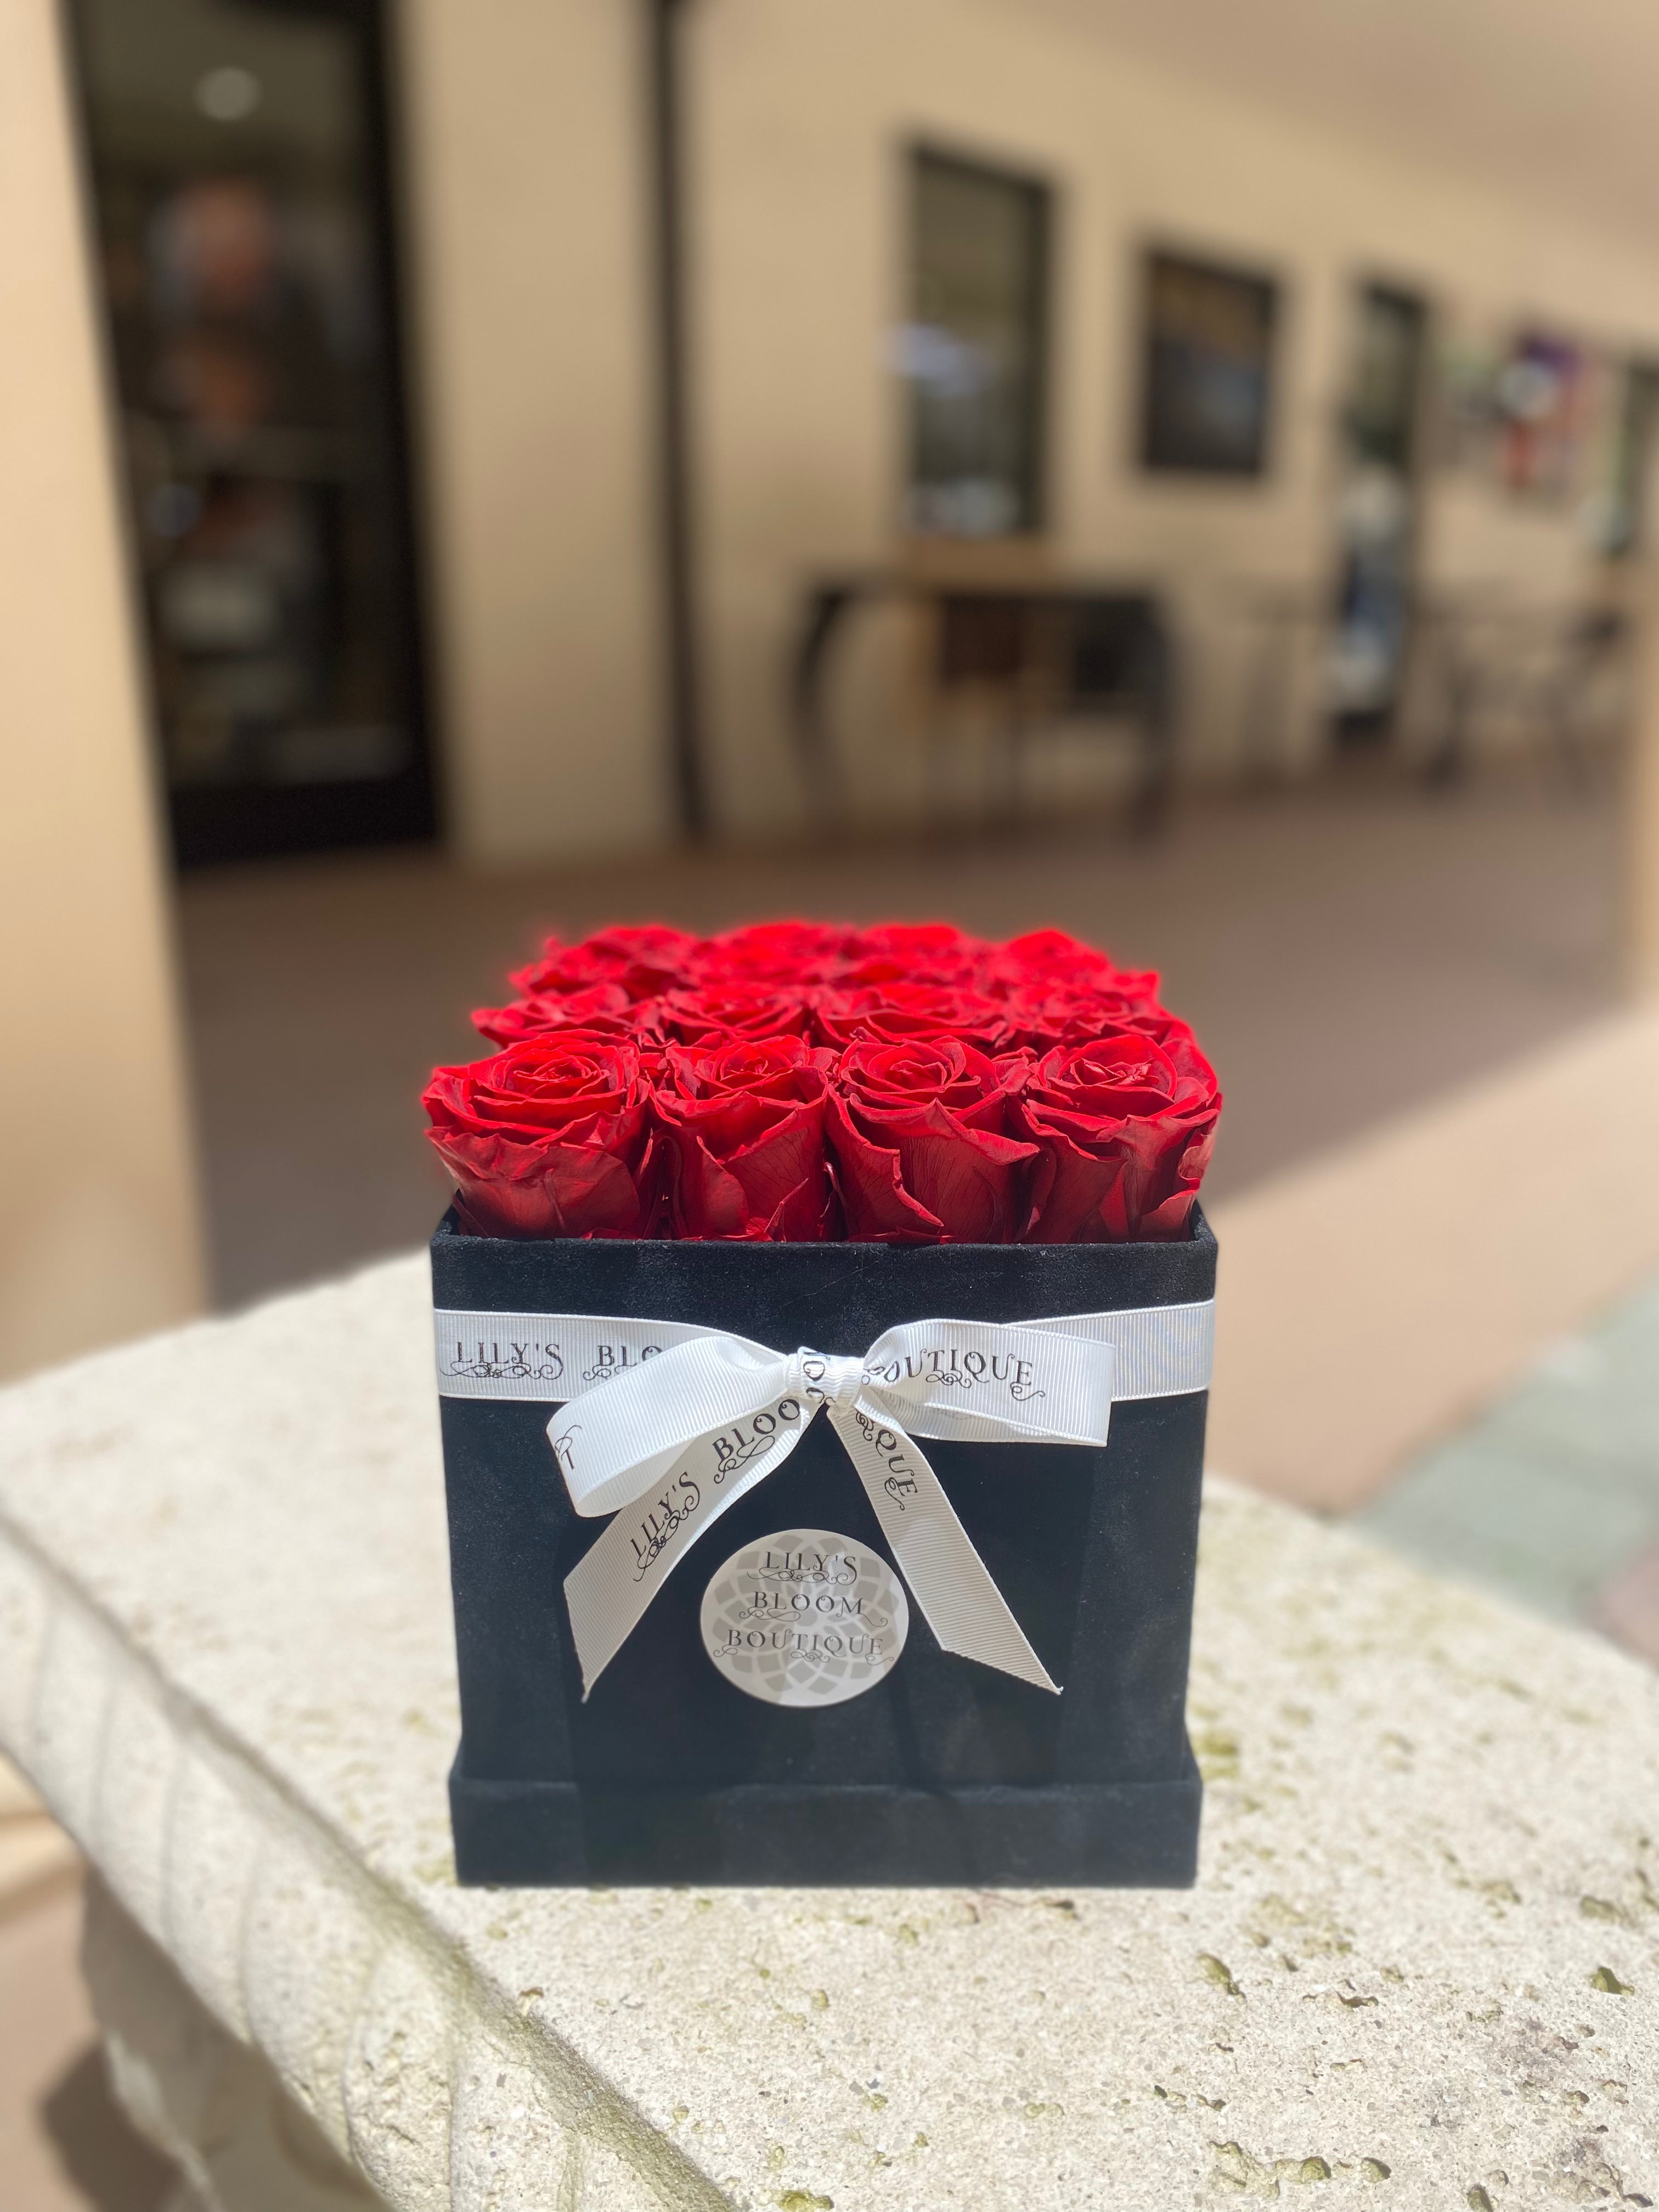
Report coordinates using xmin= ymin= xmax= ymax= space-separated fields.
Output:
xmin=422 ymin=921 xmax=1221 ymax=1245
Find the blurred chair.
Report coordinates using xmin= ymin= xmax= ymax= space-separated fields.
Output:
xmin=1226 ymin=582 xmax=1330 ymax=786
xmin=1417 ymin=590 xmax=1632 ymax=788
xmin=1539 ymin=603 xmax=1632 ymax=789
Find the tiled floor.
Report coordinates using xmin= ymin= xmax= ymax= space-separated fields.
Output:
xmin=1359 ymin=1276 xmax=1659 ymax=1662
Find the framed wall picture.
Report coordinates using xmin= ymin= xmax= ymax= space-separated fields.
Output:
xmin=1139 ymin=249 xmax=1278 ymax=477
xmin=1493 ymin=330 xmax=1595 ymax=503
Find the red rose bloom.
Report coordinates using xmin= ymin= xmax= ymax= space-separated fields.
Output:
xmin=653 ymin=984 xmax=811 ymax=1046
xmin=1018 ymin=1028 xmax=1221 ymax=1243
xmin=426 ymin=918 xmax=1220 ymax=1245
xmin=693 ymin=920 xmax=855 ymax=989
xmin=838 ymin=922 xmax=990 ymax=988
xmin=655 ymin=1035 xmax=836 ymax=1239
xmin=423 ymin=1032 xmax=658 ymax=1238
xmin=985 ymin=927 xmax=1159 ymax=1005
xmin=511 ymin=924 xmax=700 ymax=1002
xmin=470 ymin=979 xmax=636 ymax=1047
xmin=825 ymin=1038 xmax=1039 ymax=1243
xmin=1002 ymin=978 xmax=1164 ymax=1050
xmin=812 ymin=982 xmax=1011 ymax=1052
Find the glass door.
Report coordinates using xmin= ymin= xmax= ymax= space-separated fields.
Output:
xmin=67 ymin=0 xmax=436 ymax=866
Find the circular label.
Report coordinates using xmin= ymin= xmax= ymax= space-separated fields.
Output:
xmin=699 ymin=1529 xmax=909 ymax=1707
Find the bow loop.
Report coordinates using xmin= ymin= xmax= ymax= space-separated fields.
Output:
xmin=552 ymin=1329 xmax=792 ymax=1519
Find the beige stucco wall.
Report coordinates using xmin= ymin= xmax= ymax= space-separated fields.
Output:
xmin=0 ymin=0 xmax=206 ymax=1379
xmin=390 ymin=0 xmax=1659 ymax=857
xmin=398 ymin=0 xmax=669 ymax=867
xmin=686 ymin=0 xmax=1659 ymax=836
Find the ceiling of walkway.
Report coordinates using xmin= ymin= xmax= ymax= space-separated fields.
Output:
xmin=1037 ymin=0 xmax=1659 ymax=246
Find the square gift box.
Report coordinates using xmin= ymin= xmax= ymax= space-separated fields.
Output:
xmin=433 ymin=1202 xmax=1217 ymax=1887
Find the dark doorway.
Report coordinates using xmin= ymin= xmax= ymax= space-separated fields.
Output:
xmin=66 ymin=0 xmax=436 ymax=867
xmin=1330 ymin=281 xmax=1429 ymax=744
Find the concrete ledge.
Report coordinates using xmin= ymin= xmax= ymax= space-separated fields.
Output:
xmin=1206 ymin=1006 xmax=1659 ymax=1511
xmin=0 ymin=1256 xmax=1655 ymax=2209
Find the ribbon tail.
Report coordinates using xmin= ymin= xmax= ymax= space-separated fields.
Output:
xmin=830 ymin=1400 xmax=1059 ymax=1695
xmin=562 ymin=1398 xmax=814 ymax=1699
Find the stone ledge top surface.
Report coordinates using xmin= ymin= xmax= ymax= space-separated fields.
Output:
xmin=0 ymin=1255 xmax=1655 ymax=2212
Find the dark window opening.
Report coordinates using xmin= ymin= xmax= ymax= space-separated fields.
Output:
xmin=902 ymin=148 xmax=1050 ymax=537
xmin=66 ymin=0 xmax=436 ymax=867
xmin=1139 ymin=248 xmax=1277 ymax=477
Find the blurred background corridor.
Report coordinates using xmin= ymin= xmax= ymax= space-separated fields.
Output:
xmin=3 ymin=0 xmax=1659 ymax=2203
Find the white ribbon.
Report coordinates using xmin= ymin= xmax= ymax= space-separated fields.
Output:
xmin=434 ymin=1301 xmax=1213 ymax=1700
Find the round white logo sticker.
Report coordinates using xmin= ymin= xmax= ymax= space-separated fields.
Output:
xmin=700 ymin=1529 xmax=909 ymax=1707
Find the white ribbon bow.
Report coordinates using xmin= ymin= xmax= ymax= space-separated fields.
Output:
xmin=436 ymin=1301 xmax=1214 ymax=1699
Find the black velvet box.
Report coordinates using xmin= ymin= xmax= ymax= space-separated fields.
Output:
xmin=433 ymin=1205 xmax=1216 ymax=1887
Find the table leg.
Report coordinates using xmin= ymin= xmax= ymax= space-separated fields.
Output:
xmin=789 ymin=586 xmax=856 ymax=826
xmin=1424 ymin=620 xmax=1479 ymax=788
xmin=1239 ymin=623 xmax=1292 ymax=790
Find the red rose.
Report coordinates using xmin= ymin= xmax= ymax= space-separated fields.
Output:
xmin=812 ymin=982 xmax=1011 ymax=1052
xmin=838 ymin=922 xmax=990 ymax=988
xmin=825 ymin=1038 xmax=1039 ymax=1243
xmin=985 ymin=928 xmax=1159 ymax=1005
xmin=470 ymin=979 xmax=636 ymax=1047
xmin=425 ymin=919 xmax=1223 ymax=1245
xmin=423 ymin=1032 xmax=659 ymax=1238
xmin=1018 ymin=1028 xmax=1221 ymax=1243
xmin=653 ymin=984 xmax=811 ymax=1046
xmin=510 ymin=924 xmax=700 ymax=1002
xmin=693 ymin=920 xmax=855 ymax=989
xmin=654 ymin=1035 xmax=836 ymax=1239
xmin=1002 ymin=978 xmax=1164 ymax=1050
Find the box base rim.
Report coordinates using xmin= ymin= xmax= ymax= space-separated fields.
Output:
xmin=448 ymin=1743 xmax=1201 ymax=1888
